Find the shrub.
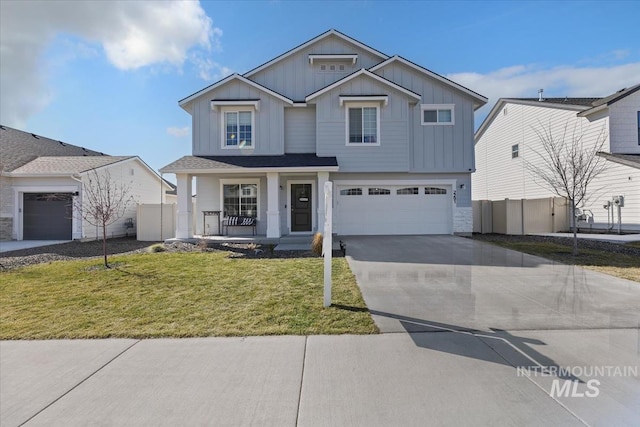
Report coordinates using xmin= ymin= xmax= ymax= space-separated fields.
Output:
xmin=196 ymin=239 xmax=209 ymax=251
xmin=148 ymin=244 xmax=166 ymax=253
xmin=311 ymin=233 xmax=323 ymax=256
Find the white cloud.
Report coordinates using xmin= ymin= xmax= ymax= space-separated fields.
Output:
xmin=0 ymin=0 xmax=221 ymax=128
xmin=447 ymin=62 xmax=640 ymax=122
xmin=167 ymin=126 xmax=190 ymax=138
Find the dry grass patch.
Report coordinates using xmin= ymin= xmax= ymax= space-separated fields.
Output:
xmin=0 ymin=252 xmax=378 ymax=339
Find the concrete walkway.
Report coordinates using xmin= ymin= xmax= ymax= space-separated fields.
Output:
xmin=2 ymin=236 xmax=639 ymax=426
xmin=0 ymin=240 xmax=70 ymax=253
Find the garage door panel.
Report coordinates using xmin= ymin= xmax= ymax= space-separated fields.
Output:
xmin=336 ymin=185 xmax=452 ymax=235
xmin=23 ymin=193 xmax=73 ymax=240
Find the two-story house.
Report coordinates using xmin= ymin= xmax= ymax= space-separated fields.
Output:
xmin=473 ymin=84 xmax=640 ymax=231
xmin=160 ymin=29 xmax=487 ymax=238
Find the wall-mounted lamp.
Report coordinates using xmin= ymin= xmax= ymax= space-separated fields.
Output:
xmin=279 ymin=185 xmax=283 ymax=190
xmin=459 ymin=184 xmax=466 ymax=190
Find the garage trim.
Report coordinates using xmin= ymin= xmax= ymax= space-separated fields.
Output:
xmin=13 ymin=185 xmax=81 ymax=240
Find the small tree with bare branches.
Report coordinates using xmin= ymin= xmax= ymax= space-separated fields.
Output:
xmin=526 ymin=121 xmax=608 ymax=255
xmin=76 ymin=169 xmax=134 ymax=267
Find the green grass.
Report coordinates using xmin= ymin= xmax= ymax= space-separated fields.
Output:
xmin=473 ymin=237 xmax=640 ymax=283
xmin=0 ymin=252 xmax=378 ymax=339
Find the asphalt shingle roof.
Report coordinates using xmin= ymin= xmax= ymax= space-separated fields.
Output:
xmin=0 ymin=125 xmax=107 ymax=172
xmin=10 ymin=156 xmax=134 ymax=175
xmin=160 ymin=154 xmax=338 ymax=173
xmin=511 ymin=97 xmax=602 ymax=107
xmin=591 ymin=83 xmax=640 ymax=107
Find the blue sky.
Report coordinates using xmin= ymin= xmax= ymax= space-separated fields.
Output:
xmin=1 ymin=1 xmax=639 ymax=179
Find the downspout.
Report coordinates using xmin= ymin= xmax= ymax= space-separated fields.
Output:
xmin=71 ymin=174 xmax=83 ymax=240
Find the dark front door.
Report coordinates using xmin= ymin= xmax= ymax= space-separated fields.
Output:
xmin=291 ymin=184 xmax=312 ymax=232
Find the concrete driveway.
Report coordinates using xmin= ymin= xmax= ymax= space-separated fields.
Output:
xmin=343 ymin=235 xmax=640 ymax=333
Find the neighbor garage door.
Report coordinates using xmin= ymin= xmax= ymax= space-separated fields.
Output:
xmin=335 ymin=184 xmax=452 ymax=235
xmin=23 ymin=193 xmax=73 ymax=240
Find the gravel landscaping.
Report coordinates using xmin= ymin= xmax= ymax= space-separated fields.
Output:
xmin=0 ymin=238 xmax=330 ymax=271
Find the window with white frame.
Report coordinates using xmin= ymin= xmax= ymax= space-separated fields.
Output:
xmin=512 ymin=144 xmax=519 ymax=159
xmin=339 ymin=188 xmax=363 ymax=196
xmin=346 ymin=103 xmax=380 ymax=145
xmin=421 ymin=104 xmax=455 ymax=125
xmin=223 ymin=110 xmax=253 ymax=148
xmin=223 ymin=183 xmax=258 ymax=217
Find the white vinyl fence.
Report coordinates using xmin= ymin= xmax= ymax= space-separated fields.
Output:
xmin=137 ymin=204 xmax=177 ymax=241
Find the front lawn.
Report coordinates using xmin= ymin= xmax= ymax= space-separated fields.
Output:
xmin=0 ymin=252 xmax=378 ymax=339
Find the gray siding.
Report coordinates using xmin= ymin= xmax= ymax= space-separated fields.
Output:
xmin=313 ymin=75 xmax=411 ymax=172
xmin=373 ymin=62 xmax=476 ymax=172
xmin=249 ymin=34 xmax=385 ymax=101
xmin=192 ymin=81 xmax=286 ymax=156
xmin=284 ymin=107 xmax=316 ymax=153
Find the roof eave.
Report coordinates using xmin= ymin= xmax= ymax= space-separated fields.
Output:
xmin=160 ymin=166 xmax=340 ymax=175
xmin=577 ymin=104 xmax=607 ymax=117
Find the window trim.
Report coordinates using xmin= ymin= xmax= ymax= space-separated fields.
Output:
xmin=512 ymin=144 xmax=519 ymax=159
xmin=344 ymin=101 xmax=381 ymax=146
xmin=219 ymin=178 xmax=261 ymax=220
xmin=421 ymin=104 xmax=455 ymax=126
xmin=219 ymin=106 xmax=256 ymax=149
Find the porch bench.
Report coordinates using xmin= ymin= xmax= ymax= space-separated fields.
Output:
xmin=223 ymin=216 xmax=257 ymax=236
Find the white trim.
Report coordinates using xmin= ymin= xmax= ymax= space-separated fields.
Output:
xmin=305 ymin=69 xmax=421 ymax=103
xmin=369 ymin=56 xmax=488 ymax=108
xmin=211 ymin=100 xmax=260 ymax=111
xmin=340 ymin=95 xmax=388 ymax=106
xmin=219 ymin=106 xmax=256 ymax=150
xmin=287 ymin=180 xmax=316 ymax=234
xmin=244 ymin=29 xmax=387 ymax=78
xmin=219 ymin=178 xmax=261 ymax=221
xmin=344 ymin=102 xmax=381 ymax=146
xmin=179 ymin=74 xmax=293 ymax=109
xmin=309 ymin=54 xmax=358 ymax=64
xmin=421 ymin=104 xmax=455 ymax=126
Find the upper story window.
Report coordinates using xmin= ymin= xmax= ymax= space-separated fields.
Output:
xmin=512 ymin=144 xmax=519 ymax=159
xmin=421 ymin=104 xmax=455 ymax=125
xmin=347 ymin=103 xmax=380 ymax=145
xmin=224 ymin=110 xmax=253 ymax=148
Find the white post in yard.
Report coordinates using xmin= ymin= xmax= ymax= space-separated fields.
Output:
xmin=323 ymin=181 xmax=333 ymax=307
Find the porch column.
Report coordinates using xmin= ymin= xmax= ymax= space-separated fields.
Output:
xmin=176 ymin=173 xmax=193 ymax=239
xmin=317 ymin=171 xmax=329 ymax=234
xmin=266 ymin=172 xmax=280 ymax=238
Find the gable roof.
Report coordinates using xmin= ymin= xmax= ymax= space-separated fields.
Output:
xmin=596 ymin=152 xmax=640 ymax=170
xmin=178 ymin=73 xmax=294 ymax=111
xmin=0 ymin=125 xmax=107 ymax=172
xmin=305 ymin=69 xmax=421 ymax=103
xmin=578 ymin=83 xmax=640 ymax=117
xmin=369 ymin=56 xmax=488 ymax=109
xmin=9 ymin=156 xmax=134 ymax=176
xmin=243 ymin=29 xmax=388 ymax=78
xmin=474 ymin=98 xmax=598 ymax=142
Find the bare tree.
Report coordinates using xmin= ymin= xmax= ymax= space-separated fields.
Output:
xmin=75 ymin=169 xmax=134 ymax=267
xmin=526 ymin=121 xmax=608 ymax=255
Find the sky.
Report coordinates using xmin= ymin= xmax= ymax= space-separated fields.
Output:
xmin=1 ymin=0 xmax=639 ymax=180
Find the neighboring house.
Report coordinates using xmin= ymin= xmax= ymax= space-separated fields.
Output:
xmin=473 ymin=84 xmax=640 ymax=231
xmin=160 ymin=29 xmax=487 ymax=238
xmin=0 ymin=125 xmax=172 ymax=240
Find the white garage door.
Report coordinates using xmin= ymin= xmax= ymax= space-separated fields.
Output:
xmin=335 ymin=184 xmax=452 ymax=235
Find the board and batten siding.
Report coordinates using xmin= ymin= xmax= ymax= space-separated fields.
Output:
xmin=313 ymin=76 xmax=411 ymax=172
xmin=473 ymin=101 xmax=640 ymax=228
xmin=191 ymin=80 xmax=286 ymax=156
xmin=284 ymin=107 xmax=316 ymax=153
xmin=248 ymin=34 xmax=385 ymax=101
xmin=608 ymin=90 xmax=640 ymax=154
xmin=372 ymin=62 xmax=475 ymax=173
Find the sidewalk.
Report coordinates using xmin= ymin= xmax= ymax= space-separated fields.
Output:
xmin=2 ymin=331 xmax=638 ymax=426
